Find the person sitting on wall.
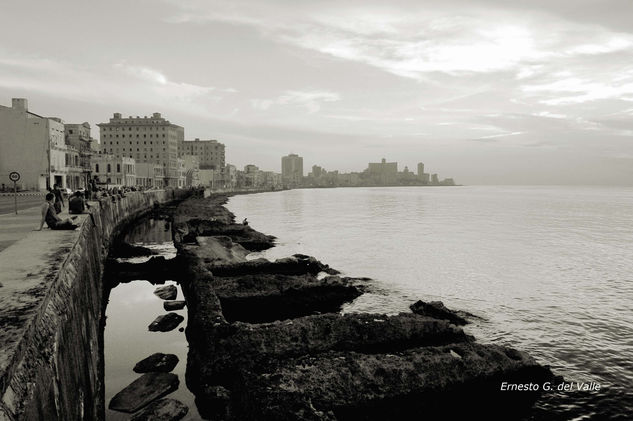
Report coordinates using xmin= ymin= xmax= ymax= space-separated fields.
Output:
xmin=38 ymin=193 xmax=78 ymax=230
xmin=242 ymin=218 xmax=248 ymax=226
xmin=69 ymin=191 xmax=89 ymax=214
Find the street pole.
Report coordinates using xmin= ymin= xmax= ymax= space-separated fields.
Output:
xmin=13 ymin=181 xmax=17 ymax=215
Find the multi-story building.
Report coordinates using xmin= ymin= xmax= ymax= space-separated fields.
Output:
xmin=65 ymin=122 xmax=95 ymax=189
xmin=281 ymin=154 xmax=303 ymax=187
xmin=224 ymin=164 xmax=237 ymax=189
xmin=366 ymin=158 xmax=398 ymax=185
xmin=97 ymin=112 xmax=184 ymax=187
xmin=178 ymin=138 xmax=225 ymax=170
xmin=181 ymin=155 xmax=200 ymax=187
xmin=135 ymin=162 xmax=165 ymax=188
xmin=0 ymin=98 xmax=69 ymax=191
xmin=91 ymin=155 xmax=136 ymax=187
xmin=431 ymin=173 xmax=439 ymax=185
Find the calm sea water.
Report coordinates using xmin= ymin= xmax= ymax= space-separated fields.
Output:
xmin=227 ymin=186 xmax=633 ymax=420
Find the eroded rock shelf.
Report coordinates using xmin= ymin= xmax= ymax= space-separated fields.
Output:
xmin=168 ymin=195 xmax=555 ymax=420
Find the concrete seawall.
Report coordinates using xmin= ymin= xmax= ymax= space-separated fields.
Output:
xmin=0 ymin=189 xmax=191 ymax=421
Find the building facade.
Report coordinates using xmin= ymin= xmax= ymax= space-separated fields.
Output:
xmin=281 ymin=154 xmax=303 ymax=187
xmin=135 ymin=162 xmax=165 ymax=188
xmin=91 ymin=155 xmax=136 ymax=187
xmin=178 ymin=138 xmax=225 ymax=170
xmin=65 ymin=122 xmax=95 ymax=190
xmin=97 ymin=112 xmax=184 ymax=187
xmin=0 ymin=98 xmax=69 ymax=191
xmin=366 ymin=158 xmax=398 ymax=185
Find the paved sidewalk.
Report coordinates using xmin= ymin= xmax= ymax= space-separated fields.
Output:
xmin=0 ymin=202 xmax=76 ymax=253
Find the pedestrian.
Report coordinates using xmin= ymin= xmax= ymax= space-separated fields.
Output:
xmin=38 ymin=193 xmax=78 ymax=230
xmin=52 ymin=184 xmax=64 ymax=213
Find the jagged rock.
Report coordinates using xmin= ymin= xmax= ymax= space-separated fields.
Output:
xmin=149 ymin=313 xmax=184 ymax=332
xmin=212 ymin=274 xmax=365 ymax=323
xmin=210 ymin=254 xmax=338 ymax=277
xmin=130 ymin=398 xmax=188 ymax=421
xmin=186 ymin=313 xmax=472 ymax=387
xmin=154 ymin=285 xmax=178 ymax=300
xmin=191 ymin=236 xmax=249 ymax=266
xmin=410 ymin=300 xmax=468 ymax=325
xmin=195 ymin=385 xmax=231 ymax=420
xmin=109 ymin=372 xmax=179 ymax=413
xmin=177 ymin=218 xmax=276 ymax=251
xmin=134 ymin=353 xmax=179 ymax=373
xmin=232 ymin=343 xmax=554 ymax=420
xmin=110 ymin=242 xmax=158 ymax=258
xmin=164 ymin=300 xmax=186 ymax=311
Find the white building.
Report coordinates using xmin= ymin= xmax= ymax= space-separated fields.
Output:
xmin=0 ymin=98 xmax=69 ymax=191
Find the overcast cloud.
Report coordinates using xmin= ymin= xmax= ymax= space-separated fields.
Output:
xmin=1 ymin=0 xmax=632 ymax=184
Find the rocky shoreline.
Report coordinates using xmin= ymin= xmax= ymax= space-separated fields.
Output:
xmin=161 ymin=194 xmax=557 ymax=420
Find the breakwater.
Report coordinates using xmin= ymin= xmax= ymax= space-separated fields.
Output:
xmin=0 ymin=189 xmax=191 ymax=420
xmin=167 ymin=194 xmax=556 ymax=420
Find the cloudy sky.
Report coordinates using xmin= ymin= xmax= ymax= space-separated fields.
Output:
xmin=2 ymin=0 xmax=633 ymax=184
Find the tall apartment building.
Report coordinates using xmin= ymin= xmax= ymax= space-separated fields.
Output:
xmin=281 ymin=153 xmax=303 ymax=186
xmin=0 ymin=98 xmax=68 ymax=191
xmin=97 ymin=112 xmax=184 ymax=187
xmin=178 ymin=138 xmax=225 ymax=170
xmin=65 ymin=122 xmax=95 ymax=189
xmin=417 ymin=162 xmax=424 ymax=176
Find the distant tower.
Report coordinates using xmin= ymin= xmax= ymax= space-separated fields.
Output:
xmin=417 ymin=162 xmax=424 ymax=176
xmin=281 ymin=153 xmax=304 ymax=186
xmin=431 ymin=173 xmax=439 ymax=185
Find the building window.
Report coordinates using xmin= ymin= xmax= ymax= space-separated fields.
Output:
xmin=107 ymin=164 xmax=111 ymax=172
xmin=96 ymin=164 xmax=100 ymax=173
xmin=117 ymin=164 xmax=121 ymax=172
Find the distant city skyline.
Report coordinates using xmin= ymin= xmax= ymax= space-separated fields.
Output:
xmin=2 ymin=1 xmax=633 ymax=185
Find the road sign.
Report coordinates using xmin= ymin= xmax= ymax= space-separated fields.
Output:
xmin=8 ymin=172 xmax=20 ymax=214
xmin=9 ymin=171 xmax=20 ymax=182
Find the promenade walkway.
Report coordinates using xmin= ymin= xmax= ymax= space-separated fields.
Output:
xmin=0 ymin=200 xmax=78 ymax=253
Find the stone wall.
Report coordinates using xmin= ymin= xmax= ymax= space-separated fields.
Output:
xmin=0 ymin=189 xmax=191 ymax=421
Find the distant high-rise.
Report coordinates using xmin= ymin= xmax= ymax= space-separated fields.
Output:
xmin=417 ymin=162 xmax=424 ymax=176
xmin=97 ymin=112 xmax=184 ymax=187
xmin=431 ymin=173 xmax=439 ymax=185
xmin=281 ymin=154 xmax=303 ymax=186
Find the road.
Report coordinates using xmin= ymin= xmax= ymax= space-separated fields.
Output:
xmin=0 ymin=195 xmax=46 ymax=215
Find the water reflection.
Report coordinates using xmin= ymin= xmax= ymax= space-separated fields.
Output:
xmin=103 ymin=217 xmax=202 ymax=420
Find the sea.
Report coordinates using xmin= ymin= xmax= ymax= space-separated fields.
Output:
xmin=226 ymin=185 xmax=633 ymax=421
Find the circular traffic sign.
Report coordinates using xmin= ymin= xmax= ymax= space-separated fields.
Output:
xmin=9 ymin=171 xmax=20 ymax=182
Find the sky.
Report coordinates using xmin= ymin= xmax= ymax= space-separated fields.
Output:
xmin=1 ymin=0 xmax=633 ymax=185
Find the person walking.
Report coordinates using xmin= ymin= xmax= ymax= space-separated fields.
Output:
xmin=52 ymin=184 xmax=64 ymax=214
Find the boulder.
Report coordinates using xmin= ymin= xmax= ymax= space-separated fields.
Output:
xmin=130 ymin=398 xmax=188 ymax=421
xmin=148 ymin=313 xmax=184 ymax=332
xmin=410 ymin=300 xmax=468 ymax=325
xmin=109 ymin=372 xmax=179 ymax=413
xmin=164 ymin=300 xmax=186 ymax=311
xmin=154 ymin=285 xmax=178 ymax=300
xmin=134 ymin=353 xmax=179 ymax=373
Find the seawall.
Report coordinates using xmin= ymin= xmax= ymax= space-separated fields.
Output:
xmin=0 ymin=189 xmax=191 ymax=421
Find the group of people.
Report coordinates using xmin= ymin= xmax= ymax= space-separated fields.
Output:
xmin=38 ymin=185 xmax=90 ymax=231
